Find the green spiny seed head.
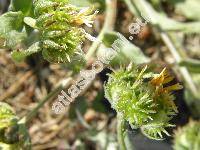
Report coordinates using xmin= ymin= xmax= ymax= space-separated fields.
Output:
xmin=32 ymin=0 xmax=97 ymax=63
xmin=0 ymin=102 xmax=31 ymax=150
xmin=173 ymin=120 xmax=200 ymax=150
xmin=104 ymin=65 xmax=183 ymax=140
xmin=105 ymin=66 xmax=156 ymax=128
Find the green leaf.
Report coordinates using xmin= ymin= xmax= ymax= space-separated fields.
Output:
xmin=179 ymin=59 xmax=200 ymax=73
xmin=160 ymin=18 xmax=200 ymax=33
xmin=0 ymin=102 xmax=17 ymax=129
xmin=0 ymin=11 xmax=24 ymax=38
xmin=24 ymin=17 xmax=37 ymax=28
xmin=10 ymin=0 xmax=33 ymax=16
xmin=98 ymin=31 xmax=150 ymax=66
xmin=63 ymin=53 xmax=86 ymax=74
xmin=169 ymin=0 xmax=200 ymax=21
xmin=173 ymin=121 xmax=200 ymax=150
xmin=132 ymin=0 xmax=200 ymax=33
xmin=69 ymin=0 xmax=91 ymax=7
xmin=92 ymin=90 xmax=107 ymax=113
xmin=5 ymin=30 xmax=27 ymax=48
xmin=0 ymin=102 xmax=31 ymax=149
xmin=11 ymin=42 xmax=41 ymax=62
xmin=69 ymin=0 xmax=105 ymax=11
xmin=68 ymin=97 xmax=88 ymax=120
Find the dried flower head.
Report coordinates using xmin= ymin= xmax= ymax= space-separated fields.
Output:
xmin=0 ymin=102 xmax=31 ymax=150
xmin=173 ymin=120 xmax=200 ymax=150
xmin=104 ymin=65 xmax=182 ymax=140
xmin=31 ymin=0 xmax=97 ymax=63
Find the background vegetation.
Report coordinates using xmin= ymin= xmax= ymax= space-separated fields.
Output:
xmin=0 ymin=0 xmax=199 ymax=149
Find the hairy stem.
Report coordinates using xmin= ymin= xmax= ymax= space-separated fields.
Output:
xmin=124 ymin=0 xmax=139 ymax=16
xmin=160 ymin=32 xmax=198 ymax=96
xmin=85 ymin=0 xmax=117 ymax=61
xmin=117 ymin=114 xmax=127 ymax=150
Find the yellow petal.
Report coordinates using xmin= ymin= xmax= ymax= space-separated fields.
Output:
xmin=151 ymin=68 xmax=175 ymax=86
xmin=150 ymin=68 xmax=166 ymax=85
xmin=164 ymin=83 xmax=183 ymax=91
xmin=163 ymin=76 xmax=174 ymax=84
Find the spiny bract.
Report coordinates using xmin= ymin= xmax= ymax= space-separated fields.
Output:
xmin=104 ymin=65 xmax=183 ymax=140
xmin=173 ymin=120 xmax=200 ymax=150
xmin=0 ymin=102 xmax=31 ymax=150
xmin=32 ymin=0 xmax=97 ymax=63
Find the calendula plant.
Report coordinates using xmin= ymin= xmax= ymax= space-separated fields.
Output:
xmin=1 ymin=0 xmax=97 ymax=63
xmin=173 ymin=120 xmax=200 ymax=150
xmin=104 ymin=64 xmax=183 ymax=140
xmin=0 ymin=102 xmax=31 ymax=150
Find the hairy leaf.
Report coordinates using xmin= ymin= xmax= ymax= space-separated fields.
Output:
xmin=132 ymin=0 xmax=200 ymax=33
xmin=98 ymin=31 xmax=150 ymax=66
xmin=0 ymin=11 xmax=24 ymax=38
xmin=11 ymin=42 xmax=41 ymax=62
xmin=5 ymin=30 xmax=27 ymax=49
xmin=0 ymin=102 xmax=31 ymax=150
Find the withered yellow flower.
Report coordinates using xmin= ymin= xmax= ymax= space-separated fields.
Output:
xmin=151 ymin=68 xmax=183 ymax=91
xmin=73 ymin=7 xmax=99 ymax=27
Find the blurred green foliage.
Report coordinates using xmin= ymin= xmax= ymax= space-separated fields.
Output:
xmin=0 ymin=102 xmax=31 ymax=150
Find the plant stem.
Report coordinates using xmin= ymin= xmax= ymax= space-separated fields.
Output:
xmin=124 ymin=0 xmax=139 ymax=16
xmin=117 ymin=114 xmax=127 ymax=150
xmin=160 ymin=32 xmax=198 ymax=96
xmin=85 ymin=0 xmax=117 ymax=61
xmin=19 ymin=78 xmax=72 ymax=124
